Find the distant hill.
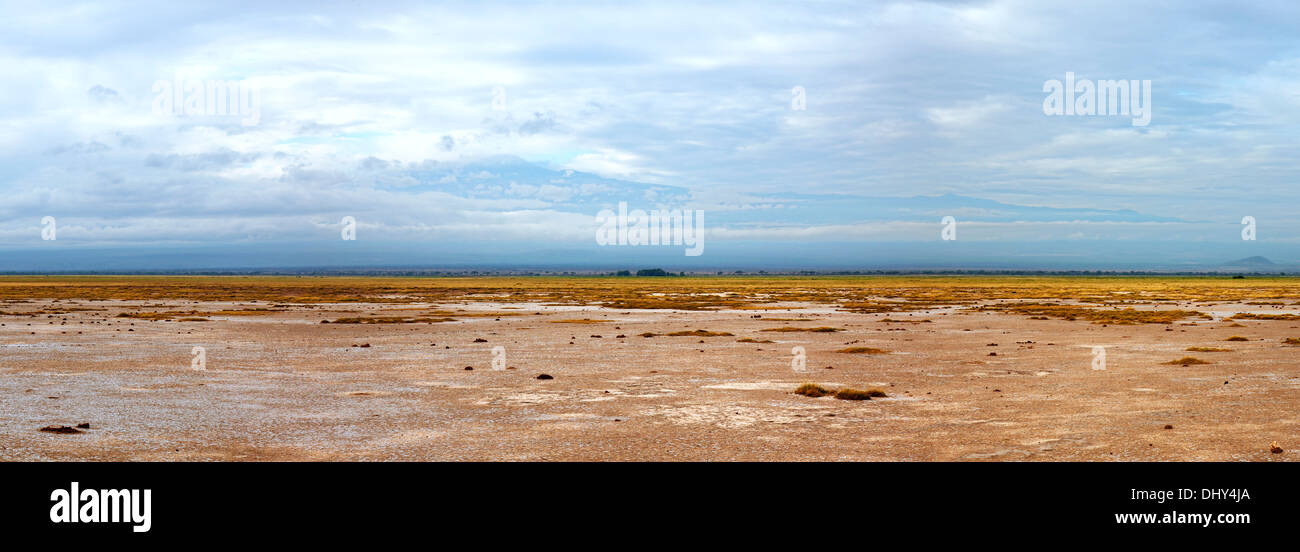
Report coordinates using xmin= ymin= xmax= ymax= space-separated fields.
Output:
xmin=1226 ymin=256 xmax=1275 ymax=266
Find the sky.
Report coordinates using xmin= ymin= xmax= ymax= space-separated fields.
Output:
xmin=1 ymin=0 xmax=1298 ymax=271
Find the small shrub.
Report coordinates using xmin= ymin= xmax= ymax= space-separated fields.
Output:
xmin=1163 ymin=356 xmax=1211 ymax=365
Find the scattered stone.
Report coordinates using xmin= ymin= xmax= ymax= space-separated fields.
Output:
xmin=39 ymin=425 xmax=82 ymax=434
xmin=1163 ymin=425 xmax=1173 ymax=430
xmin=536 ymin=374 xmax=553 ymax=380
xmin=76 ymin=422 xmax=90 ymax=429
xmin=464 ymin=366 xmax=473 ymax=371
xmin=1270 ymin=441 xmax=1284 ymax=454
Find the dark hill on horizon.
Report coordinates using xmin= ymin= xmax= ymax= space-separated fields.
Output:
xmin=1225 ymin=256 xmax=1275 ymax=266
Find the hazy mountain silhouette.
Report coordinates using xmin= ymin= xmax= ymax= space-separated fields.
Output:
xmin=1224 ymin=256 xmax=1275 ymax=266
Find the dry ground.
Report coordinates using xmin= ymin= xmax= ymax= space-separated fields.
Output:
xmin=1 ymin=276 xmax=1298 ymax=461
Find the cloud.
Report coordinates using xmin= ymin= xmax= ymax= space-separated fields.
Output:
xmin=0 ymin=1 xmax=1297 ymax=269
xmin=87 ymin=85 xmax=121 ymax=103
xmin=926 ymin=96 xmax=1013 ymax=128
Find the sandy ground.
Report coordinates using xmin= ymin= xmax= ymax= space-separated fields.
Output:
xmin=2 ymin=299 xmax=1298 ymax=461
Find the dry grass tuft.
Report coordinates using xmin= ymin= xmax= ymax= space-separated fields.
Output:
xmin=1185 ymin=346 xmax=1231 ymax=352
xmin=1163 ymin=356 xmax=1211 ymax=365
xmin=115 ymin=312 xmax=177 ymax=320
xmin=793 ymin=383 xmax=834 ymax=398
xmin=973 ymin=303 xmax=1204 ymax=325
xmin=667 ymin=329 xmax=733 ymax=337
xmin=835 ymin=347 xmax=888 ymax=354
xmin=834 ymin=388 xmax=888 ymax=400
xmin=328 ymin=316 xmax=456 ymax=324
xmin=794 ymin=383 xmax=886 ymax=400
xmin=639 ymin=329 xmax=733 ymax=337
xmin=1230 ymin=313 xmax=1300 ymax=320
xmin=761 ymin=326 xmax=842 ymax=333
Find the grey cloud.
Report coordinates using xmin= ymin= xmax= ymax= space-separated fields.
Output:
xmin=519 ymin=112 xmax=557 ymax=135
xmin=87 ymin=85 xmax=121 ymax=103
xmin=144 ymin=149 xmax=261 ymax=171
xmin=45 ymin=142 xmax=110 ymax=155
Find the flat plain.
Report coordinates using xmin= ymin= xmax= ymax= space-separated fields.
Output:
xmin=1 ymin=275 xmax=1297 ymax=461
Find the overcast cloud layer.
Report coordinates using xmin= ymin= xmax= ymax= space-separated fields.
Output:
xmin=1 ymin=0 xmax=1298 ymax=270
